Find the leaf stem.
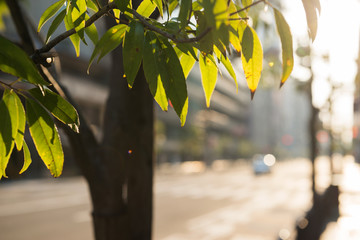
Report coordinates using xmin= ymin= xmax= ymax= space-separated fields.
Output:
xmin=94 ymin=0 xmax=102 ymax=9
xmin=229 ymin=0 xmax=265 ymax=16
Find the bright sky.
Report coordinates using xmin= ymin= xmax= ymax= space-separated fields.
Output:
xmin=284 ymin=0 xmax=360 ymax=142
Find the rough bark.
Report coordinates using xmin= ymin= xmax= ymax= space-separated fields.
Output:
xmin=90 ymin=45 xmax=154 ymax=239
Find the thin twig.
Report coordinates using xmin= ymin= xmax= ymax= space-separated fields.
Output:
xmin=230 ymin=0 xmax=265 ymax=16
xmin=94 ymin=0 xmax=102 ymax=9
xmin=107 ymin=10 xmax=130 ymax=25
xmin=132 ymin=9 xmax=212 ymax=43
xmin=228 ymin=17 xmax=249 ymax=21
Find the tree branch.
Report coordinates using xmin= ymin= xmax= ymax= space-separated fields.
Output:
xmin=131 ymin=9 xmax=212 ymax=44
xmin=34 ymin=2 xmax=117 ymax=56
xmin=230 ymin=0 xmax=266 ymax=16
xmin=32 ymin=1 xmax=212 ymax=62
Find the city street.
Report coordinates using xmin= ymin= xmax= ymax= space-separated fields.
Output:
xmin=0 ymin=159 xmax=313 ymax=240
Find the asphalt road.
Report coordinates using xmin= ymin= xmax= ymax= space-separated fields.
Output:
xmin=0 ymin=159 xmax=312 ymax=240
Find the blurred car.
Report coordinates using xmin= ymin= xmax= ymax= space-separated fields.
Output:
xmin=252 ymin=154 xmax=276 ymax=175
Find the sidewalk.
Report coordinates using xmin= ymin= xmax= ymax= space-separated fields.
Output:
xmin=320 ymin=157 xmax=360 ymax=240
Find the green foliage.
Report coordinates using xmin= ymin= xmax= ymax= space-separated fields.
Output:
xmin=143 ymin=32 xmax=169 ymax=112
xmin=0 ymin=0 xmax=320 ymax=178
xmin=37 ymin=0 xmax=66 ymax=32
xmin=19 ymin=140 xmax=32 ymax=174
xmin=29 ymin=88 xmax=80 ymax=133
xmin=0 ymin=36 xmax=78 ymax=178
xmin=199 ymin=53 xmax=217 ymax=107
xmin=46 ymin=9 xmax=66 ymax=43
xmin=178 ymin=0 xmax=192 ymax=29
xmin=0 ymin=90 xmax=17 ymax=178
xmin=0 ymin=0 xmax=9 ymax=31
xmin=0 ymin=36 xmax=49 ymax=85
xmin=88 ymin=24 xmax=127 ymax=72
xmin=123 ymin=21 xmax=144 ymax=87
xmin=136 ymin=0 xmax=156 ymax=18
xmin=26 ymin=99 xmax=64 ymax=177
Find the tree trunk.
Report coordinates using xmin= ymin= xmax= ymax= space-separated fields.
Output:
xmin=89 ymin=45 xmax=154 ymax=240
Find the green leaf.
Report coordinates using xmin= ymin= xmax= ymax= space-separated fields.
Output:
xmin=123 ymin=21 xmax=144 ymax=88
xmin=86 ymin=0 xmax=99 ymax=12
xmin=0 ymin=36 xmax=49 ymax=85
xmin=136 ymin=0 xmax=156 ymax=18
xmin=159 ymin=39 xmax=188 ymax=126
xmin=19 ymin=140 xmax=32 ymax=174
xmin=114 ymin=0 xmax=130 ymax=12
xmin=199 ymin=53 xmax=218 ymax=107
xmin=143 ymin=32 xmax=168 ymax=111
xmin=88 ymin=24 xmax=127 ymax=73
xmin=153 ymin=0 xmax=163 ymax=17
xmin=241 ymin=26 xmax=263 ymax=98
xmin=64 ymin=8 xmax=81 ymax=56
xmin=180 ymin=50 xmax=196 ymax=79
xmin=228 ymin=1 xmax=242 ymax=52
xmin=112 ymin=8 xmax=121 ymax=23
xmin=176 ymin=43 xmax=198 ymax=61
xmin=29 ymin=88 xmax=80 ymax=133
xmin=84 ymin=14 xmax=98 ymax=45
xmin=0 ymin=90 xmax=17 ymax=178
xmin=214 ymin=23 xmax=230 ymax=55
xmin=168 ymin=0 xmax=179 ymax=16
xmin=301 ymin=0 xmax=320 ymax=41
xmin=196 ymin=0 xmax=230 ymax=54
xmin=144 ymin=34 xmax=189 ymax=125
xmin=46 ymin=9 xmax=66 ymax=43
xmin=195 ymin=11 xmax=213 ymax=53
xmin=38 ymin=0 xmax=65 ymax=32
xmin=214 ymin=46 xmax=238 ymax=92
xmin=0 ymin=1 xmax=9 ymax=31
xmin=26 ymin=99 xmax=64 ymax=178
xmin=13 ymin=91 xmax=26 ymax=151
xmin=273 ymin=8 xmax=294 ymax=87
xmin=70 ymin=0 xmax=87 ymax=15
xmin=178 ymin=0 xmax=192 ymax=29
xmin=241 ymin=0 xmax=253 ymax=9
xmin=201 ymin=0 xmax=228 ymax=29
xmin=71 ymin=0 xmax=87 ymax=39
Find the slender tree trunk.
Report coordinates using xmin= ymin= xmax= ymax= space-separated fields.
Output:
xmin=88 ymin=45 xmax=154 ymax=239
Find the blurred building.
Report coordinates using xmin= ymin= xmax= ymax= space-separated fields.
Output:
xmin=249 ymin=80 xmax=310 ymax=159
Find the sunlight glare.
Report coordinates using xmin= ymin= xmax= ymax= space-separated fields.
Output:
xmin=285 ymin=0 xmax=359 ymax=137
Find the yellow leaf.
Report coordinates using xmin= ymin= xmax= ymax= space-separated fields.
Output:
xmin=240 ymin=26 xmax=263 ymax=98
xmin=199 ymin=54 xmax=218 ymax=107
xmin=273 ymin=8 xmax=294 ymax=87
